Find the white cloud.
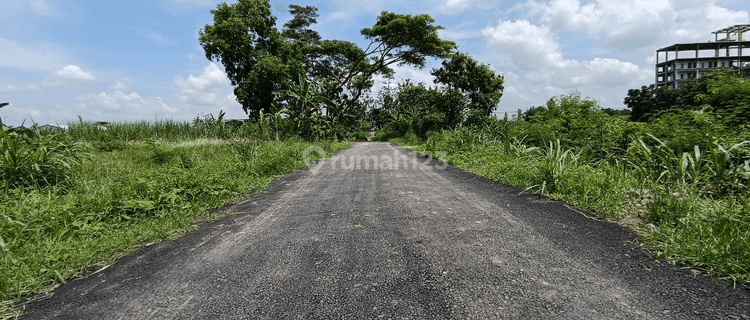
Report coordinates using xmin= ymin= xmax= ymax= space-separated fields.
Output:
xmin=439 ymin=28 xmax=483 ymax=41
xmin=72 ymin=90 xmax=177 ymax=121
xmin=149 ymin=33 xmax=171 ymax=45
xmin=441 ymin=0 xmax=471 ymax=13
xmin=481 ymin=18 xmax=651 ymax=112
xmin=29 ymin=0 xmax=59 ymax=16
xmin=370 ymin=65 xmax=437 ymax=99
xmin=482 ymin=19 xmax=573 ymax=71
xmin=670 ymin=2 xmax=749 ymax=43
xmin=524 ymin=0 xmax=676 ymax=51
xmin=111 ymin=78 xmax=131 ymax=91
xmin=174 ymin=63 xmax=231 ymax=105
xmin=173 ymin=63 xmax=244 ymax=119
xmin=0 ymin=84 xmax=40 ymax=92
xmin=521 ymin=0 xmax=748 ymax=51
xmin=0 ymin=38 xmax=68 ymax=71
xmin=0 ymin=0 xmax=60 ymax=17
xmin=482 ymin=0 xmax=747 ymax=113
xmin=44 ymin=65 xmax=97 ymax=85
xmin=495 ymin=57 xmax=651 ymax=112
xmin=0 ymin=85 xmax=18 ymax=92
xmin=327 ymin=10 xmax=357 ymax=22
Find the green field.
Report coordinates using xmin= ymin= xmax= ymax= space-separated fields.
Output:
xmin=386 ymin=92 xmax=750 ymax=287
xmin=0 ymin=121 xmax=349 ymax=317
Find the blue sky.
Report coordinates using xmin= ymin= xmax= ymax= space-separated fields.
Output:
xmin=1 ymin=0 xmax=748 ymax=126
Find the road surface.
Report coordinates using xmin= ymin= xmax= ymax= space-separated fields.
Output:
xmin=23 ymin=142 xmax=750 ymax=319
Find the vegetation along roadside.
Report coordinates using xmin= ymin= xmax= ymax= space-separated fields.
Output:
xmin=377 ymin=71 xmax=750 ymax=287
xmin=3 ymin=0 xmax=750 ymax=316
xmin=0 ymin=119 xmax=349 ymax=317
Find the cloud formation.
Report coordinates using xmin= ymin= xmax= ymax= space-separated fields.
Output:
xmin=0 ymin=38 xmax=68 ymax=71
xmin=73 ymin=90 xmax=177 ymax=121
xmin=45 ymin=65 xmax=97 ymax=85
xmin=521 ymin=0 xmax=749 ymax=51
xmin=480 ymin=16 xmax=652 ymax=111
xmin=441 ymin=0 xmax=471 ymax=13
xmin=173 ymin=63 xmax=244 ymax=119
xmin=174 ymin=63 xmax=231 ymax=106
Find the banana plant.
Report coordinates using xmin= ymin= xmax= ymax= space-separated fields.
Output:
xmin=273 ymin=74 xmax=334 ymax=139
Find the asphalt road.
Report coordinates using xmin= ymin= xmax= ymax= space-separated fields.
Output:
xmin=23 ymin=142 xmax=750 ymax=319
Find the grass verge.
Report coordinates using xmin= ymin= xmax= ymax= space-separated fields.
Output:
xmin=0 ymin=137 xmax=349 ymax=317
xmin=397 ymin=134 xmax=750 ymax=287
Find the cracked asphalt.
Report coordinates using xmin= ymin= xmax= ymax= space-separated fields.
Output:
xmin=23 ymin=142 xmax=750 ymax=319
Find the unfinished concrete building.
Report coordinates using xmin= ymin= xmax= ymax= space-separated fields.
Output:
xmin=656 ymin=24 xmax=750 ymax=88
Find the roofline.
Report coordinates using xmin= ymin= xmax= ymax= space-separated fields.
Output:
xmin=712 ymin=24 xmax=750 ymax=34
xmin=656 ymin=40 xmax=750 ymax=52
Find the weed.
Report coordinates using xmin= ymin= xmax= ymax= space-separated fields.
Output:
xmin=418 ymin=124 xmax=750 ymax=284
xmin=230 ymin=140 xmax=261 ymax=164
xmin=0 ymin=126 xmax=350 ymax=309
xmin=0 ymin=126 xmax=81 ymax=188
xmin=535 ymin=140 xmax=579 ymax=193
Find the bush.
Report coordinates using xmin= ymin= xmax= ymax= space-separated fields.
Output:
xmin=0 ymin=126 xmax=81 ymax=188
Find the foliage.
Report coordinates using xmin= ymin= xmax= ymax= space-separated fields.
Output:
xmin=201 ymin=1 xmax=457 ymax=139
xmin=533 ymin=140 xmax=579 ymax=194
xmin=644 ymin=192 xmax=750 ymax=281
xmin=627 ymin=134 xmax=750 ymax=196
xmin=281 ymin=4 xmax=321 ymax=45
xmin=0 ymin=123 xmax=349 ymax=307
xmin=372 ymin=73 xmax=502 ymax=140
xmin=521 ymin=92 xmax=629 ymax=159
xmin=384 ymin=82 xmax=447 ymax=137
xmin=624 ymin=69 xmax=749 ymax=129
xmin=273 ymin=74 xmax=332 ymax=139
xmin=413 ymin=87 xmax=750 ymax=284
xmin=699 ymin=69 xmax=750 ymax=127
xmin=431 ymin=52 xmax=504 ymax=117
xmin=199 ymin=0 xmax=303 ymax=118
xmin=304 ymin=11 xmax=456 ymax=127
xmin=1 ymin=125 xmax=81 ymax=189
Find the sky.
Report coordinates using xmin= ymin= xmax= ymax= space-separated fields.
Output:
xmin=1 ymin=0 xmax=748 ymax=126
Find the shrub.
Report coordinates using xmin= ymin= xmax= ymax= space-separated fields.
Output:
xmin=0 ymin=126 xmax=81 ymax=188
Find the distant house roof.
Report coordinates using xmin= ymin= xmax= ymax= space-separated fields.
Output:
xmin=39 ymin=124 xmax=69 ymax=130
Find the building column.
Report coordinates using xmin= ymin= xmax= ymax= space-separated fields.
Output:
xmin=655 ymin=50 xmax=659 ymax=86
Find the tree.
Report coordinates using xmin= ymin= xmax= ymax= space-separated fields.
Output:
xmin=700 ymin=69 xmax=750 ymax=127
xmin=307 ymin=11 xmax=456 ymax=121
xmin=624 ymin=84 xmax=687 ymax=122
xmin=281 ymin=5 xmax=321 ymax=45
xmin=199 ymin=0 xmax=303 ymax=118
xmin=200 ymin=3 xmax=456 ymax=137
xmin=624 ymin=85 xmax=657 ymax=122
xmin=601 ymin=108 xmax=631 ymax=117
xmin=273 ymin=74 xmax=331 ymax=138
xmin=431 ymin=52 xmax=504 ymax=117
xmin=623 ymin=71 xmax=747 ymax=124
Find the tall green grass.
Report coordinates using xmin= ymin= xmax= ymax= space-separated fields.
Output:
xmin=1 ymin=121 xmax=349 ymax=311
xmin=1 ymin=126 xmax=82 ymax=189
xmin=415 ymin=125 xmax=750 ymax=284
xmin=64 ymin=118 xmax=245 ymax=144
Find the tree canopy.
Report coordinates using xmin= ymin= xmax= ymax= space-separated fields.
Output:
xmin=199 ymin=0 xmax=303 ymax=118
xmin=431 ymin=52 xmax=504 ymax=117
xmin=200 ymin=1 xmax=457 ymax=139
xmin=624 ymin=69 xmax=749 ymax=127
